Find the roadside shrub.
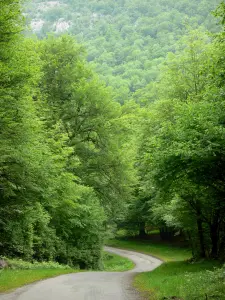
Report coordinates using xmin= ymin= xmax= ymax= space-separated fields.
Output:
xmin=3 ymin=257 xmax=71 ymax=270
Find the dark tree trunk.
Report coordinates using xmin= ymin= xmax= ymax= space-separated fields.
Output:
xmin=218 ymin=225 xmax=225 ymax=260
xmin=210 ymin=211 xmax=220 ymax=258
xmin=187 ymin=230 xmax=195 ymax=257
xmin=196 ymin=207 xmax=206 ymax=258
xmin=210 ymin=225 xmax=218 ymax=258
xmin=138 ymin=222 xmax=147 ymax=238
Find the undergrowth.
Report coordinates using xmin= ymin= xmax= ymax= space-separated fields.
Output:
xmin=134 ymin=261 xmax=224 ymax=300
xmin=3 ymin=257 xmax=71 ymax=270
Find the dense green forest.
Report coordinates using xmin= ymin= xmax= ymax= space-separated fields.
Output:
xmin=0 ymin=0 xmax=225 ymax=272
xmin=0 ymin=0 xmax=137 ymax=268
xmin=26 ymin=0 xmax=221 ymax=102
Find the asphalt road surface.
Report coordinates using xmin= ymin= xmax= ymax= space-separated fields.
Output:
xmin=0 ymin=247 xmax=162 ymax=300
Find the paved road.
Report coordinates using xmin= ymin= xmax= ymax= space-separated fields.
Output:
xmin=0 ymin=247 xmax=162 ymax=300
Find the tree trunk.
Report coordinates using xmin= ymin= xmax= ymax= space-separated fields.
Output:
xmin=187 ymin=230 xmax=195 ymax=257
xmin=210 ymin=225 xmax=218 ymax=258
xmin=196 ymin=207 xmax=206 ymax=258
xmin=218 ymin=224 xmax=225 ymax=260
xmin=138 ymin=222 xmax=147 ymax=239
xmin=210 ymin=211 xmax=220 ymax=258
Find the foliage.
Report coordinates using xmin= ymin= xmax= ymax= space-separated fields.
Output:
xmin=25 ymin=0 xmax=220 ymax=101
xmin=38 ymin=35 xmax=136 ymax=219
xmin=3 ymin=257 xmax=71 ymax=270
xmin=0 ymin=0 xmax=136 ymax=270
xmin=127 ymin=18 xmax=225 ymax=259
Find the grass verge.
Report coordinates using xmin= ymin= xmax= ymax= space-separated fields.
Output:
xmin=106 ymin=239 xmax=191 ymax=261
xmin=103 ymin=251 xmax=134 ymax=271
xmin=134 ymin=260 xmax=224 ymax=300
xmin=0 ymin=269 xmax=78 ymax=293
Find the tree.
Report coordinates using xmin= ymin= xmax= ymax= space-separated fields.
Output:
xmin=0 ymin=2 xmax=106 ymax=268
xmin=25 ymin=0 xmax=220 ymax=96
xmin=136 ymin=28 xmax=225 ymax=258
xmin=38 ymin=35 xmax=136 ymax=219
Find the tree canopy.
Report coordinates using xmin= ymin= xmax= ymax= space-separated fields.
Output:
xmin=0 ymin=0 xmax=136 ymax=268
xmin=26 ymin=0 xmax=221 ymax=102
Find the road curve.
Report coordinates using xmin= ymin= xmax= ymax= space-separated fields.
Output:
xmin=0 ymin=247 xmax=162 ymax=300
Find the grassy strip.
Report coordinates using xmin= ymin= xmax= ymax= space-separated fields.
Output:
xmin=106 ymin=239 xmax=191 ymax=261
xmin=103 ymin=251 xmax=134 ymax=271
xmin=0 ymin=269 xmax=78 ymax=293
xmin=134 ymin=260 xmax=224 ymax=300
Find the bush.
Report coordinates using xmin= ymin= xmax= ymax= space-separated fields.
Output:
xmin=3 ymin=257 xmax=71 ymax=270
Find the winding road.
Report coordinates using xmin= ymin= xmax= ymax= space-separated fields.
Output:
xmin=0 ymin=247 xmax=162 ymax=300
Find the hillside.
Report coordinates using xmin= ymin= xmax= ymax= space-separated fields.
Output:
xmin=25 ymin=0 xmax=220 ymax=102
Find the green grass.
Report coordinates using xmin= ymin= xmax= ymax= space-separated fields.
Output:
xmin=106 ymin=239 xmax=191 ymax=262
xmin=146 ymin=229 xmax=160 ymax=235
xmin=0 ymin=269 xmax=78 ymax=293
xmin=0 ymin=251 xmax=135 ymax=293
xmin=103 ymin=251 xmax=135 ymax=271
xmin=134 ymin=260 xmax=224 ymax=300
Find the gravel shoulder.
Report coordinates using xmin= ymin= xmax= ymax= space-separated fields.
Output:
xmin=0 ymin=247 xmax=162 ymax=300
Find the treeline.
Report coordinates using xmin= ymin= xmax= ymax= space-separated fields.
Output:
xmin=27 ymin=0 xmax=220 ymax=102
xmin=123 ymin=3 xmax=225 ymax=259
xmin=0 ymin=1 xmax=136 ymax=268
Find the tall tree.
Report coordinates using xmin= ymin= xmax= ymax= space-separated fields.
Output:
xmin=38 ymin=35 xmax=136 ymax=219
xmin=135 ymin=28 xmax=225 ymax=258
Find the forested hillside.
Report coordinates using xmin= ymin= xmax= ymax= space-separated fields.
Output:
xmin=26 ymin=0 xmax=220 ymax=102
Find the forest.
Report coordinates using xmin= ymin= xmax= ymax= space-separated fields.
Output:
xmin=26 ymin=0 xmax=221 ymax=102
xmin=0 ymin=0 xmax=225 ymax=277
